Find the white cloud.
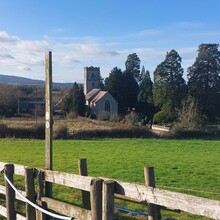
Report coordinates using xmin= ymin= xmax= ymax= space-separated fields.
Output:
xmin=0 ymin=30 xmax=147 ymax=83
xmin=0 ymin=53 xmax=15 ymax=60
xmin=178 ymin=47 xmax=197 ymax=60
xmin=0 ymin=28 xmax=214 ymax=82
xmin=0 ymin=31 xmax=194 ymax=82
xmin=52 ymin=41 xmax=120 ymax=65
xmin=129 ymin=29 xmax=162 ymax=38
xmin=17 ymin=65 xmax=32 ymax=71
xmin=173 ymin=21 xmax=205 ymax=29
xmin=0 ymin=31 xmax=19 ymax=43
xmin=0 ymin=31 xmax=50 ymax=79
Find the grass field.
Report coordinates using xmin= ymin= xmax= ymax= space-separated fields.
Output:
xmin=0 ymin=138 xmax=219 ymax=219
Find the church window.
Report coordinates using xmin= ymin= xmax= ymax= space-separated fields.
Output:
xmin=105 ymin=100 xmax=110 ymax=112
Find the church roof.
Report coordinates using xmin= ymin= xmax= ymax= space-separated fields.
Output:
xmin=86 ymin=89 xmax=118 ymax=104
xmin=86 ymin=89 xmax=100 ymax=101
xmin=91 ymin=91 xmax=107 ymax=103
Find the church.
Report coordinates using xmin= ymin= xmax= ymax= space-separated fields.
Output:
xmin=84 ymin=66 xmax=118 ymax=119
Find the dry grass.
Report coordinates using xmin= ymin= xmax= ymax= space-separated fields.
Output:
xmin=54 ymin=117 xmax=152 ymax=139
xmin=0 ymin=116 xmax=117 ymax=130
xmin=57 ymin=117 xmax=134 ymax=132
xmin=0 ymin=116 xmax=42 ymax=128
xmin=1 ymin=116 xmax=219 ymax=139
xmin=0 ymin=116 xmax=150 ymax=139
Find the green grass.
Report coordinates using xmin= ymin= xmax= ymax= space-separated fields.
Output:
xmin=0 ymin=138 xmax=219 ymax=219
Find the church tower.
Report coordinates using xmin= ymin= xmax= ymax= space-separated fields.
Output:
xmin=84 ymin=66 xmax=100 ymax=95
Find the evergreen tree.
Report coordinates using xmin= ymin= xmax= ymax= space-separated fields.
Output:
xmin=187 ymin=44 xmax=220 ymax=122
xmin=125 ymin=53 xmax=141 ymax=81
xmin=140 ymin=65 xmax=145 ymax=82
xmin=153 ymin=49 xmax=186 ymax=123
xmin=122 ymin=53 xmax=140 ymax=111
xmin=121 ymin=70 xmax=139 ymax=111
xmin=97 ymin=71 xmax=105 ymax=90
xmin=138 ymin=67 xmax=153 ymax=104
xmin=78 ymin=85 xmax=86 ymax=116
xmin=105 ymin=67 xmax=124 ymax=112
xmin=61 ymin=82 xmax=85 ymax=116
xmin=104 ymin=54 xmax=140 ymax=113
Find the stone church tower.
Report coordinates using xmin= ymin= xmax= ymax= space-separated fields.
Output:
xmin=84 ymin=66 xmax=100 ymax=95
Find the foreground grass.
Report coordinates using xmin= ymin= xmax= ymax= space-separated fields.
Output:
xmin=0 ymin=138 xmax=219 ymax=219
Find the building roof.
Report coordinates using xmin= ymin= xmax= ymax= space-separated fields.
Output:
xmin=86 ymin=88 xmax=100 ymax=101
xmin=86 ymin=88 xmax=118 ymax=105
xmin=91 ymin=91 xmax=107 ymax=103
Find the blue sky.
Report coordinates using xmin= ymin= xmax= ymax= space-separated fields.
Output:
xmin=0 ymin=0 xmax=220 ymax=83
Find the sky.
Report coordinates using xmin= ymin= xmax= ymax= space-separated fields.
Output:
xmin=0 ymin=0 xmax=220 ymax=83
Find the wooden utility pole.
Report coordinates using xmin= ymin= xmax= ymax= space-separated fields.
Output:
xmin=35 ymin=87 xmax=37 ymax=124
xmin=45 ymin=51 xmax=53 ymax=197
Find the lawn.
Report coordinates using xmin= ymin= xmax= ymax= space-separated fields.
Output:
xmin=0 ymin=138 xmax=219 ymax=219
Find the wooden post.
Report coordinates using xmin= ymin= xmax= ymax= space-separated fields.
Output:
xmin=45 ymin=51 xmax=53 ymax=198
xmin=144 ymin=166 xmax=161 ymax=220
xmin=78 ymin=158 xmax=91 ymax=209
xmin=36 ymin=201 xmax=47 ymax=220
xmin=4 ymin=164 xmax=16 ymax=220
xmin=36 ymin=170 xmax=44 ymax=201
xmin=102 ymin=180 xmax=114 ymax=220
xmin=36 ymin=170 xmax=46 ymax=220
xmin=90 ymin=178 xmax=102 ymax=220
xmin=25 ymin=167 xmax=36 ymax=220
xmin=35 ymin=87 xmax=38 ymax=124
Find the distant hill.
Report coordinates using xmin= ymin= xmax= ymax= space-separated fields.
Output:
xmin=0 ymin=74 xmax=76 ymax=87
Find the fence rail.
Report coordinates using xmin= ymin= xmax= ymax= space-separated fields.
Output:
xmin=0 ymin=161 xmax=219 ymax=220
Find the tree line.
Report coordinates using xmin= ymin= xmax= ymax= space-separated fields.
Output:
xmin=62 ymin=43 xmax=220 ymax=127
xmin=104 ymin=43 xmax=220 ymax=127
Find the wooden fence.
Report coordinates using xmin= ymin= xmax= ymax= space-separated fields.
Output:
xmin=0 ymin=161 xmax=220 ymax=220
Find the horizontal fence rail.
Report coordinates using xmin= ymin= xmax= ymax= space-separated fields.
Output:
xmin=44 ymin=170 xmax=93 ymax=191
xmin=114 ymin=179 xmax=220 ymax=219
xmin=0 ymin=161 xmax=219 ymax=220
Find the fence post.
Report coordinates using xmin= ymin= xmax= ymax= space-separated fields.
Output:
xmin=25 ymin=167 xmax=36 ymax=220
xmin=78 ymin=158 xmax=91 ymax=209
xmin=36 ymin=170 xmax=47 ymax=220
xmin=102 ymin=180 xmax=114 ymax=220
xmin=144 ymin=166 xmax=161 ymax=220
xmin=4 ymin=164 xmax=16 ymax=220
xmin=90 ymin=178 xmax=102 ymax=220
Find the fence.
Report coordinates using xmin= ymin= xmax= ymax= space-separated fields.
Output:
xmin=0 ymin=160 xmax=220 ymax=220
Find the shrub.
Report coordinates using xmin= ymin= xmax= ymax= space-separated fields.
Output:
xmin=171 ymin=127 xmax=220 ymax=139
xmin=109 ymin=114 xmax=122 ymax=122
xmin=175 ymin=98 xmax=207 ymax=130
xmin=123 ymin=111 xmax=139 ymax=126
xmin=66 ymin=112 xmax=78 ymax=119
xmin=0 ymin=123 xmax=45 ymax=139
xmin=0 ymin=123 xmax=8 ymax=138
xmin=54 ymin=125 xmax=68 ymax=139
xmin=34 ymin=123 xmax=45 ymax=139
xmin=71 ymin=127 xmax=153 ymax=139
